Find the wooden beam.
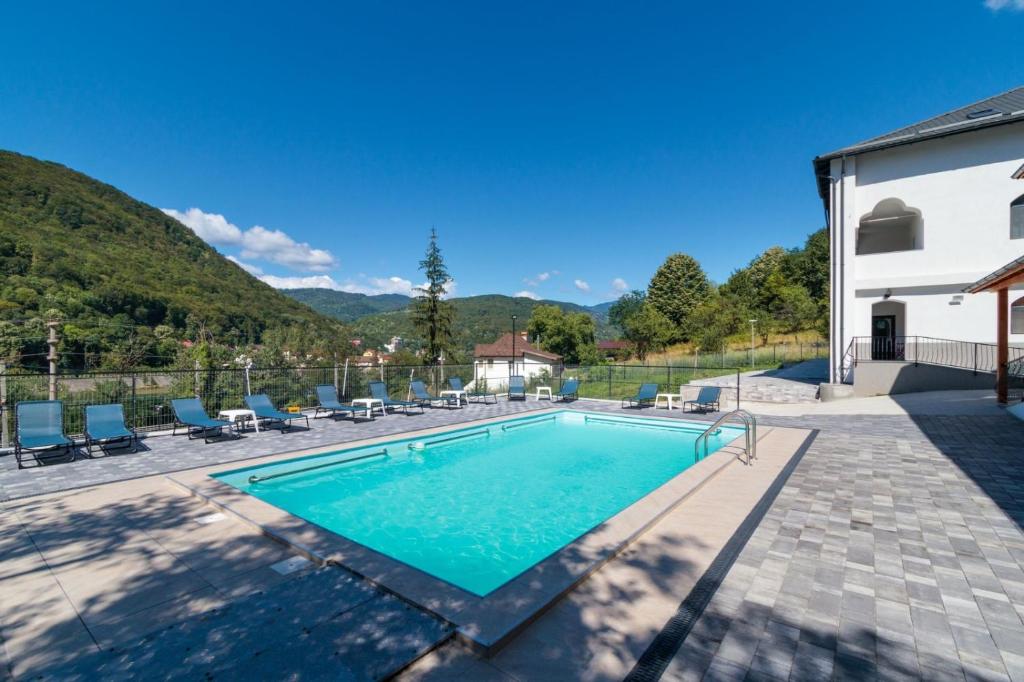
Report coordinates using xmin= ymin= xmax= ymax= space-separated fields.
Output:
xmin=997 ymin=287 xmax=1009 ymax=404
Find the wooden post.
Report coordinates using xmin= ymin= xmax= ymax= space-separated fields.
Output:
xmin=997 ymin=287 xmax=1009 ymax=405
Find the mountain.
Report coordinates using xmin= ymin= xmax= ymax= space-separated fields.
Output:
xmin=287 ymin=290 xmax=618 ymax=358
xmin=285 ymin=288 xmax=411 ymax=321
xmin=0 ymin=150 xmax=344 ymax=367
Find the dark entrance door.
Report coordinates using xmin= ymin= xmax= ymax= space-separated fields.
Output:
xmin=871 ymin=315 xmax=898 ymax=360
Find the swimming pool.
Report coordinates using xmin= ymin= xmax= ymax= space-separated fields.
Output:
xmin=213 ymin=410 xmax=743 ymax=596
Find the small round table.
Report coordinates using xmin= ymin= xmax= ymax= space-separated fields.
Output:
xmin=217 ymin=408 xmax=260 ymax=433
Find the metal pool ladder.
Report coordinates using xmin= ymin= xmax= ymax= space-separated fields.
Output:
xmin=694 ymin=409 xmax=757 ymax=465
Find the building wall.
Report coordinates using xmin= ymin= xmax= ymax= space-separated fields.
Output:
xmin=473 ymin=356 xmax=557 ymax=390
xmin=828 ymin=122 xmax=1024 ymax=382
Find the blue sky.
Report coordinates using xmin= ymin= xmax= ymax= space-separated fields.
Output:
xmin=2 ymin=2 xmax=1023 ymax=304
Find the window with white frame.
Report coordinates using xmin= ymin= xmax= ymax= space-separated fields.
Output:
xmin=1012 ymin=194 xmax=1024 ymax=240
xmin=1012 ymin=297 xmax=1024 ymax=334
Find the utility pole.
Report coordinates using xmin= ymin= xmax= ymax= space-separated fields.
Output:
xmin=748 ymin=319 xmax=758 ymax=370
xmin=47 ymin=320 xmax=59 ymax=400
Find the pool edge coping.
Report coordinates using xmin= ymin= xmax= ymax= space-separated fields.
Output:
xmin=165 ymin=408 xmax=775 ymax=654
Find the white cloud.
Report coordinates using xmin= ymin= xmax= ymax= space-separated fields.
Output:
xmin=163 ymin=207 xmax=337 ymax=272
xmin=226 ymin=256 xmax=263 ymax=276
xmin=574 ymin=279 xmax=591 ymax=293
xmin=163 ymin=207 xmax=242 ymax=245
xmin=985 ymin=0 xmax=1024 ymax=9
xmin=537 ymin=272 xmax=551 ymax=282
xmin=259 ymin=274 xmax=342 ymax=289
xmin=340 ymin=276 xmax=417 ymax=296
xmin=514 ymin=290 xmax=541 ymax=300
xmin=611 ymin=277 xmax=629 ymax=292
xmin=522 ymin=271 xmax=555 ymax=287
xmin=240 ymin=225 xmax=336 ymax=271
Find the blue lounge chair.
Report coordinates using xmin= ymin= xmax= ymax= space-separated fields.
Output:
xmin=171 ymin=398 xmax=235 ymax=442
xmin=313 ymin=385 xmax=372 ymax=420
xmin=410 ymin=379 xmax=459 ymax=408
xmin=369 ymin=381 xmax=423 ymax=414
xmin=508 ymin=375 xmax=526 ymax=401
xmin=448 ymin=377 xmax=497 ymax=404
xmin=622 ymin=383 xmax=659 ymax=408
xmin=15 ymin=400 xmax=74 ymax=468
xmin=85 ymin=404 xmax=137 ymax=455
xmin=245 ymin=394 xmax=310 ymax=431
xmin=554 ymin=378 xmax=579 ymax=402
xmin=684 ymin=386 xmax=722 ymax=413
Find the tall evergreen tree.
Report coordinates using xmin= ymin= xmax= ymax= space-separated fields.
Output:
xmin=646 ymin=253 xmax=713 ymax=334
xmin=411 ymin=228 xmax=455 ymax=364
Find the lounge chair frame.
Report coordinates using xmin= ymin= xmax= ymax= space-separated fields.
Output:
xmin=313 ymin=385 xmax=374 ymax=420
xmin=245 ymin=394 xmax=310 ymax=432
xmin=84 ymin=403 xmax=138 ymax=456
xmin=368 ymin=381 xmax=424 ymax=414
xmin=684 ymin=386 xmax=722 ymax=413
xmin=14 ymin=400 xmax=75 ymax=468
xmin=553 ymin=378 xmax=579 ymax=402
xmin=410 ymin=380 xmax=460 ymax=408
xmin=171 ymin=398 xmax=236 ymax=443
xmin=448 ymin=377 xmax=497 ymax=405
xmin=622 ymin=383 xmax=659 ymax=409
xmin=507 ymin=376 xmax=527 ymax=401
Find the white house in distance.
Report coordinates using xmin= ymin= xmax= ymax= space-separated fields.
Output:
xmin=814 ymin=86 xmax=1024 ymax=389
xmin=473 ymin=332 xmax=561 ymax=389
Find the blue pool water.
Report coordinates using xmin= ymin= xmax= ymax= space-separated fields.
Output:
xmin=213 ymin=410 xmax=742 ymax=596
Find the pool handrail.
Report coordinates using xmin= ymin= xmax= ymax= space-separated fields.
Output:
xmin=694 ymin=409 xmax=756 ymax=465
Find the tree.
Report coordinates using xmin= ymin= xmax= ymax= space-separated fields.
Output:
xmin=769 ymin=282 xmax=818 ymax=342
xmin=646 ymin=253 xmax=713 ymax=335
xmin=411 ymin=228 xmax=456 ymax=364
xmin=608 ymin=290 xmax=646 ymax=332
xmin=684 ymin=293 xmax=748 ymax=353
xmin=527 ymin=305 xmax=598 ymax=365
xmin=620 ymin=303 xmax=674 ymax=361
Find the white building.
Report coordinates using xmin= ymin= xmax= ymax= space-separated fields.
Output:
xmin=814 ymin=86 xmax=1024 ymax=385
xmin=473 ymin=332 xmax=561 ymax=390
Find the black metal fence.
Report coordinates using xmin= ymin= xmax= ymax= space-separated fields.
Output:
xmin=849 ymin=336 xmax=1024 ymax=374
xmin=0 ymin=362 xmax=744 ymax=445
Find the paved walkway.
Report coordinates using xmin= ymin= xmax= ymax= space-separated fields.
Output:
xmin=693 ymin=360 xmax=827 ymax=404
xmin=640 ymin=410 xmax=1024 ymax=681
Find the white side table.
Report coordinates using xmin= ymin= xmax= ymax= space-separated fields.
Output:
xmin=351 ymin=398 xmax=385 ymax=417
xmin=218 ymin=408 xmax=260 ymax=433
xmin=654 ymin=393 xmax=676 ymax=410
xmin=439 ymin=389 xmax=467 ymax=407
xmin=536 ymin=386 xmax=552 ymax=400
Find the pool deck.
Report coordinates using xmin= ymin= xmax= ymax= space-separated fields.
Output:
xmin=3 ymin=393 xmax=1024 ymax=679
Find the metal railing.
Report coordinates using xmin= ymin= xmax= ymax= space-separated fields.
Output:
xmin=695 ymin=409 xmax=757 ymax=465
xmin=849 ymin=336 xmax=1024 ymax=375
xmin=0 ymin=361 xmax=745 ymax=445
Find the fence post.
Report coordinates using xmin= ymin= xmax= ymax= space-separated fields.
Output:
xmin=0 ymin=361 xmax=7 ymax=448
xmin=736 ymin=369 xmax=741 ymax=409
xmin=193 ymin=360 xmax=200 ymax=398
xmin=47 ymin=320 xmax=59 ymax=400
xmin=244 ymin=365 xmax=252 ymax=396
xmin=131 ymin=373 xmax=138 ymax=431
xmin=667 ymin=365 xmax=672 ymax=392
xmin=334 ymin=361 xmax=339 ymax=392
xmin=973 ymin=343 xmax=978 ymax=376
xmin=607 ymin=365 xmax=612 ymax=399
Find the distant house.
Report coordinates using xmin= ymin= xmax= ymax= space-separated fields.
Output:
xmin=384 ymin=336 xmax=403 ymax=353
xmin=474 ymin=332 xmax=561 ymax=388
xmin=597 ymin=339 xmax=633 ymax=360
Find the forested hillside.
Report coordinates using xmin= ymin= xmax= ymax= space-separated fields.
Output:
xmin=0 ymin=151 xmax=345 ymax=369
xmin=335 ymin=294 xmax=615 ymax=358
